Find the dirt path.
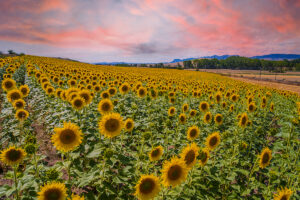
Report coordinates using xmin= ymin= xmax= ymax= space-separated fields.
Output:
xmin=231 ymin=77 xmax=300 ymax=95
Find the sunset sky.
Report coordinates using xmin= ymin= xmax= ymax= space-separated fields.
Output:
xmin=0 ymin=0 xmax=299 ymax=63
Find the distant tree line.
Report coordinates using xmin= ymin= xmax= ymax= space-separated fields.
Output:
xmin=0 ymin=50 xmax=25 ymax=57
xmin=183 ymin=56 xmax=300 ymax=72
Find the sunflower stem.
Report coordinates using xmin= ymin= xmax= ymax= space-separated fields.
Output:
xmin=247 ymin=157 xmax=259 ymax=185
xmin=13 ymin=165 xmax=20 ymax=200
xmin=34 ymin=152 xmax=39 ymax=178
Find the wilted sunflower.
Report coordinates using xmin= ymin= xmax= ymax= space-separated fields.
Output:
xmin=7 ymin=89 xmax=23 ymax=102
xmin=205 ymin=132 xmax=221 ymax=151
xmin=248 ymin=102 xmax=256 ymax=112
xmin=187 ymin=126 xmax=200 ymax=141
xmin=135 ymin=174 xmax=160 ymax=200
xmin=137 ymin=87 xmax=147 ymax=98
xmin=238 ymin=113 xmax=248 ymax=128
xmin=161 ymin=157 xmax=188 ymax=187
xmin=15 ymin=109 xmax=29 ymax=121
xmin=168 ymin=107 xmax=176 ymax=117
xmin=189 ymin=109 xmax=197 ymax=117
xmin=273 ymin=187 xmax=293 ymax=200
xmin=119 ymin=82 xmax=130 ymax=94
xmin=178 ymin=113 xmax=187 ymax=124
xmin=124 ymin=118 xmax=134 ymax=132
xmin=99 ymin=113 xmax=124 ymax=138
xmin=71 ymin=97 xmax=85 ymax=110
xmin=180 ymin=143 xmax=199 ymax=168
xmin=214 ymin=114 xmax=223 ymax=125
xmin=203 ymin=112 xmax=212 ymax=124
xmin=13 ymin=99 xmax=26 ymax=110
xmin=182 ymin=103 xmax=189 ymax=112
xmin=52 ymin=122 xmax=83 ymax=152
xmin=259 ymin=147 xmax=272 ymax=169
xmin=149 ymin=146 xmax=163 ymax=161
xmin=199 ymin=148 xmax=210 ymax=166
xmin=100 ymin=91 xmax=110 ymax=99
xmin=79 ymin=89 xmax=92 ymax=105
xmin=199 ymin=101 xmax=209 ymax=112
xmin=37 ymin=182 xmax=67 ymax=200
xmin=19 ymin=85 xmax=30 ymax=97
xmin=98 ymin=99 xmax=114 ymax=115
xmin=0 ymin=146 xmax=26 ymax=166
xmin=2 ymin=78 xmax=16 ymax=92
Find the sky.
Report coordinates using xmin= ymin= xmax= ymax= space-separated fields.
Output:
xmin=0 ymin=0 xmax=299 ymax=63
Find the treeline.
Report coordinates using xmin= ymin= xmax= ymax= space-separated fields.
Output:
xmin=183 ymin=56 xmax=300 ymax=72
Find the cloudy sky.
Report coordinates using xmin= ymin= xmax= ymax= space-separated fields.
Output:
xmin=0 ymin=0 xmax=299 ymax=63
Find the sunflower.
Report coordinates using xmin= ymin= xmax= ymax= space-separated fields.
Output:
xmin=182 ymin=103 xmax=189 ymax=112
xmin=99 ymin=113 xmax=124 ymax=138
xmin=124 ymin=118 xmax=134 ymax=132
xmin=178 ymin=113 xmax=187 ymax=124
xmin=135 ymin=175 xmax=160 ymax=200
xmin=180 ymin=143 xmax=199 ymax=168
xmin=15 ymin=109 xmax=29 ymax=121
xmin=100 ymin=91 xmax=110 ymax=99
xmin=169 ymin=97 xmax=175 ymax=104
xmin=2 ymin=78 xmax=16 ymax=92
xmin=71 ymin=97 xmax=85 ymax=110
xmin=98 ymin=99 xmax=114 ymax=115
xmin=229 ymin=104 xmax=234 ymax=112
xmin=238 ymin=113 xmax=248 ymax=128
xmin=46 ymin=87 xmax=55 ymax=96
xmin=205 ymin=132 xmax=221 ymax=151
xmin=214 ymin=114 xmax=223 ymax=125
xmin=248 ymin=102 xmax=256 ymax=112
xmin=52 ymin=122 xmax=83 ymax=152
xmin=199 ymin=101 xmax=209 ymax=112
xmin=7 ymin=89 xmax=23 ymax=102
xmin=203 ymin=112 xmax=212 ymax=124
xmin=79 ymin=90 xmax=92 ymax=105
xmin=231 ymin=94 xmax=238 ymax=102
xmin=108 ymin=87 xmax=117 ymax=96
xmin=119 ymin=82 xmax=130 ymax=94
xmin=149 ymin=146 xmax=163 ymax=161
xmin=215 ymin=92 xmax=222 ymax=103
xmin=0 ymin=146 xmax=26 ymax=166
xmin=168 ymin=107 xmax=176 ymax=117
xmin=161 ymin=157 xmax=188 ymax=187
xmin=199 ymin=148 xmax=210 ymax=166
xmin=189 ymin=109 xmax=197 ymax=117
xmin=13 ymin=99 xmax=26 ymax=110
xmin=270 ymin=102 xmax=274 ymax=112
xmin=187 ymin=126 xmax=200 ymax=141
xmin=37 ymin=182 xmax=67 ymax=200
xmin=19 ymin=85 xmax=30 ymax=97
xmin=69 ymin=194 xmax=84 ymax=200
xmin=259 ymin=147 xmax=272 ymax=169
xmin=273 ymin=187 xmax=293 ymax=200
xmin=137 ymin=87 xmax=147 ymax=98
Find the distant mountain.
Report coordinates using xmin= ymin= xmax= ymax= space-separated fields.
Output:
xmin=250 ymin=54 xmax=300 ymax=60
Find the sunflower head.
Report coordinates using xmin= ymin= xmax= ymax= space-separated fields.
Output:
xmin=15 ymin=109 xmax=29 ymax=121
xmin=182 ymin=103 xmax=189 ymax=112
xmin=149 ymin=146 xmax=163 ymax=161
xmin=178 ymin=113 xmax=187 ymax=124
xmin=2 ymin=78 xmax=16 ymax=92
xmin=189 ymin=109 xmax=197 ymax=117
xmin=168 ymin=107 xmax=176 ymax=117
xmin=270 ymin=102 xmax=274 ymax=112
xmin=70 ymin=194 xmax=85 ymax=200
xmin=215 ymin=92 xmax=222 ymax=103
xmin=52 ymin=122 xmax=83 ymax=152
xmin=214 ymin=113 xmax=223 ymax=125
xmin=205 ymin=132 xmax=221 ymax=151
xmin=169 ymin=97 xmax=175 ymax=104
xmin=79 ymin=90 xmax=92 ymax=105
xmin=98 ymin=99 xmax=114 ymax=115
xmin=199 ymin=101 xmax=209 ymax=112
xmin=37 ymin=182 xmax=67 ymax=200
xmin=259 ymin=147 xmax=272 ymax=169
xmin=203 ymin=112 xmax=212 ymax=124
xmin=124 ymin=118 xmax=134 ymax=132
xmin=187 ymin=126 xmax=200 ymax=141
xmin=99 ymin=113 xmax=124 ymax=138
xmin=19 ymin=85 xmax=30 ymax=97
xmin=7 ymin=89 xmax=23 ymax=102
xmin=13 ymin=99 xmax=26 ymax=110
xmin=161 ymin=157 xmax=188 ymax=187
xmin=248 ymin=102 xmax=256 ymax=112
xmin=135 ymin=175 xmax=160 ymax=200
xmin=101 ymin=91 xmax=110 ymax=99
xmin=238 ymin=113 xmax=248 ymax=128
xmin=71 ymin=97 xmax=85 ymax=110
xmin=108 ymin=87 xmax=117 ymax=96
xmin=137 ymin=87 xmax=147 ymax=98
xmin=199 ymin=148 xmax=210 ymax=166
xmin=180 ymin=143 xmax=199 ymax=168
xmin=119 ymin=83 xmax=130 ymax=94
xmin=0 ymin=146 xmax=26 ymax=166
xmin=273 ymin=187 xmax=293 ymax=200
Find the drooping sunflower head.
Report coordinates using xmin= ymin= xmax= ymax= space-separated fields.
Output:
xmin=214 ymin=113 xmax=223 ymax=125
xmin=15 ymin=109 xmax=29 ymax=121
xmin=205 ymin=132 xmax=221 ymax=151
xmin=137 ymin=87 xmax=147 ymax=98
xmin=119 ymin=82 xmax=130 ymax=94
xmin=7 ymin=89 xmax=23 ymax=102
xmin=124 ymin=118 xmax=134 ymax=132
xmin=149 ymin=146 xmax=163 ymax=161
xmin=187 ymin=126 xmax=200 ymax=141
xmin=248 ymin=102 xmax=256 ymax=112
xmin=101 ymin=91 xmax=110 ymax=99
xmin=189 ymin=109 xmax=197 ymax=117
xmin=161 ymin=157 xmax=188 ymax=187
xmin=180 ymin=143 xmax=199 ymax=168
xmin=71 ymin=97 xmax=85 ymax=110
xmin=2 ymin=78 xmax=16 ymax=92
xmin=168 ymin=107 xmax=176 ymax=117
xmin=182 ymin=103 xmax=189 ymax=113
xmin=199 ymin=101 xmax=209 ymax=112
xmin=199 ymin=148 xmax=210 ymax=166
xmin=238 ymin=113 xmax=248 ymax=128
xmin=135 ymin=174 xmax=160 ymax=200
xmin=37 ymin=182 xmax=67 ymax=200
xmin=203 ymin=112 xmax=212 ymax=124
xmin=79 ymin=89 xmax=92 ymax=105
xmin=19 ymin=85 xmax=30 ymax=97
xmin=273 ymin=187 xmax=293 ymax=200
xmin=52 ymin=122 xmax=83 ymax=152
xmin=259 ymin=147 xmax=272 ymax=169
xmin=13 ymin=99 xmax=26 ymax=110
xmin=98 ymin=99 xmax=114 ymax=115
xmin=178 ymin=113 xmax=187 ymax=124
xmin=99 ymin=113 xmax=124 ymax=138
xmin=0 ymin=146 xmax=26 ymax=166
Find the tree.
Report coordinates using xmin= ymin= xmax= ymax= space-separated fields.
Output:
xmin=8 ymin=50 xmax=16 ymax=55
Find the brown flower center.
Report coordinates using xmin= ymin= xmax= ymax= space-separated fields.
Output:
xmin=105 ymin=119 xmax=120 ymax=132
xmin=139 ymin=178 xmax=155 ymax=194
xmin=167 ymin=165 xmax=182 ymax=181
xmin=59 ymin=129 xmax=76 ymax=144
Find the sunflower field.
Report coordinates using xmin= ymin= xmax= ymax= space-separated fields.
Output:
xmin=0 ymin=55 xmax=299 ymax=200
